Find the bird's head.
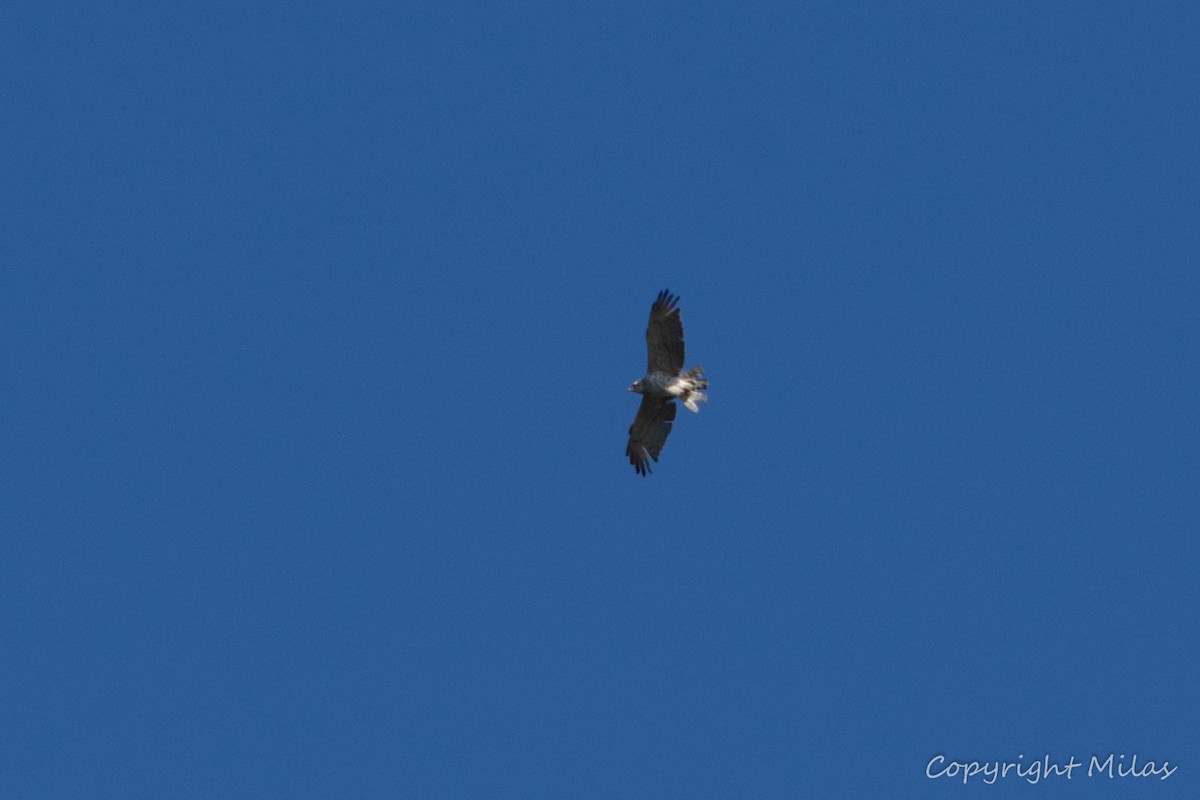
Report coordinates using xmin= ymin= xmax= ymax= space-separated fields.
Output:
xmin=629 ymin=379 xmax=643 ymax=394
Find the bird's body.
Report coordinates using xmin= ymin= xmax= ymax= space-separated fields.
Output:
xmin=626 ymin=290 xmax=707 ymax=475
xmin=630 ymin=368 xmax=707 ymax=412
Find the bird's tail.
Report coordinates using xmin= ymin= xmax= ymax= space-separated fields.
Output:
xmin=678 ymin=365 xmax=708 ymax=413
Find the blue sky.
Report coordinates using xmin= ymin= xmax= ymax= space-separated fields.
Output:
xmin=3 ymin=2 xmax=1197 ymax=797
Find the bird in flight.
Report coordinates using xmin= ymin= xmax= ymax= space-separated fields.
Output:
xmin=626 ymin=290 xmax=707 ymax=476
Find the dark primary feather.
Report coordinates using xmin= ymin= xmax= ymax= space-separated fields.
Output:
xmin=645 ymin=290 xmax=685 ymax=375
xmin=626 ymin=397 xmax=676 ymax=476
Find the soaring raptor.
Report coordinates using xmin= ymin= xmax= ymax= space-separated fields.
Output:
xmin=626 ymin=290 xmax=707 ymax=475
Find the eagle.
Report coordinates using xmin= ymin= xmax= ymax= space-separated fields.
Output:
xmin=626 ymin=290 xmax=708 ymax=475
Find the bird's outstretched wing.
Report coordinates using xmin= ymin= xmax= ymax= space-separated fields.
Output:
xmin=626 ymin=396 xmax=677 ymax=476
xmin=645 ymin=290 xmax=685 ymax=375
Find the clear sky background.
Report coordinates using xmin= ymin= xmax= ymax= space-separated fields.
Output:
xmin=3 ymin=2 xmax=1197 ymax=797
